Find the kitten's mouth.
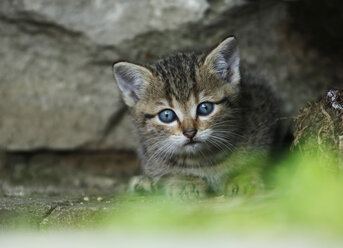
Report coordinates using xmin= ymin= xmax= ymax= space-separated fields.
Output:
xmin=184 ymin=140 xmax=199 ymax=146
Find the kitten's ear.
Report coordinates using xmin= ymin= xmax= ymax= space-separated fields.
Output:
xmin=204 ymin=36 xmax=240 ymax=85
xmin=113 ymin=62 xmax=153 ymax=107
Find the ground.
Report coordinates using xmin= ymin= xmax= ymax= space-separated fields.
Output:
xmin=1 ymin=150 xmax=343 ymax=248
xmin=0 ymin=151 xmax=136 ymax=230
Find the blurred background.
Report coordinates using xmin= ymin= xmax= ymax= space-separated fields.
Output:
xmin=0 ymin=0 xmax=343 ymax=238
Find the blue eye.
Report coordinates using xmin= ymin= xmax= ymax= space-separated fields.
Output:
xmin=158 ymin=109 xmax=176 ymax=123
xmin=197 ymin=102 xmax=214 ymax=116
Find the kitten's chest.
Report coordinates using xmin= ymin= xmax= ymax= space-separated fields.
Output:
xmin=142 ymin=148 xmax=232 ymax=179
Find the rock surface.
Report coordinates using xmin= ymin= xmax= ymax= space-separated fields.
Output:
xmin=0 ymin=151 xmax=134 ymax=228
xmin=0 ymin=0 xmax=342 ymax=151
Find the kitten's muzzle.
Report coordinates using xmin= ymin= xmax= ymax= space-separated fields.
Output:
xmin=183 ymin=128 xmax=197 ymax=139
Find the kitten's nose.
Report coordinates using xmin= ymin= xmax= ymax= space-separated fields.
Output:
xmin=183 ymin=128 xmax=197 ymax=139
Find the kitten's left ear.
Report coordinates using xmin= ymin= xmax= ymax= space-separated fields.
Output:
xmin=204 ymin=36 xmax=240 ymax=85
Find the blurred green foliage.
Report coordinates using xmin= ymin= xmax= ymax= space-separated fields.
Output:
xmin=103 ymin=150 xmax=343 ymax=236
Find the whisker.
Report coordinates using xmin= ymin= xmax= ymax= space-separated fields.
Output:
xmin=209 ymin=135 xmax=235 ymax=152
xmin=213 ymin=130 xmax=245 ymax=139
xmin=206 ymin=138 xmax=228 ymax=154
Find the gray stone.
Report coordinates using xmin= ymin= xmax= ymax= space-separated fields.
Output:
xmin=0 ymin=0 xmax=342 ymax=151
xmin=2 ymin=151 xmax=138 ymax=192
xmin=39 ymin=201 xmax=114 ymax=229
xmin=0 ymin=196 xmax=70 ymax=229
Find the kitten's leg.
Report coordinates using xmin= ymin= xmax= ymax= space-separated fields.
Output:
xmin=129 ymin=175 xmax=153 ymax=194
xmin=225 ymin=168 xmax=264 ymax=196
xmin=162 ymin=176 xmax=209 ymax=200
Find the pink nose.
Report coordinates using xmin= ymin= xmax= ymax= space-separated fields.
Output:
xmin=183 ymin=128 xmax=197 ymax=139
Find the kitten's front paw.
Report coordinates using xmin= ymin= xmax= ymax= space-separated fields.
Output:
xmin=164 ymin=176 xmax=208 ymax=200
xmin=226 ymin=175 xmax=264 ymax=196
xmin=129 ymin=175 xmax=153 ymax=194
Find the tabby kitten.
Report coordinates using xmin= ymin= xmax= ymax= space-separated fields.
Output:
xmin=113 ymin=37 xmax=279 ymax=198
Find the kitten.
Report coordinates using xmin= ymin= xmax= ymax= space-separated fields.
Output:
xmin=112 ymin=37 xmax=279 ymax=198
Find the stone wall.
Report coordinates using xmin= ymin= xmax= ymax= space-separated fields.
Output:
xmin=1 ymin=0 xmax=342 ymax=152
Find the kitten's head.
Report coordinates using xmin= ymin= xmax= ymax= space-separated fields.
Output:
xmin=113 ymin=37 xmax=241 ymax=160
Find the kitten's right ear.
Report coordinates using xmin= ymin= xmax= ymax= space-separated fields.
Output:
xmin=112 ymin=62 xmax=153 ymax=107
xmin=204 ymin=36 xmax=240 ymax=85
